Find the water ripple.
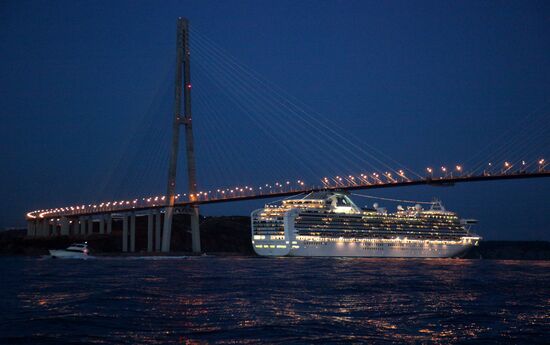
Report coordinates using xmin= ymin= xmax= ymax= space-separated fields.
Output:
xmin=0 ymin=257 xmax=548 ymax=344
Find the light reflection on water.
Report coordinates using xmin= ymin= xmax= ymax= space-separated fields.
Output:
xmin=0 ymin=257 xmax=549 ymax=344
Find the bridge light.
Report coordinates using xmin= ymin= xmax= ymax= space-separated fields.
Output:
xmin=539 ymin=158 xmax=546 ymax=171
xmin=426 ymin=167 xmax=433 ymax=174
xmin=504 ymin=161 xmax=510 ymax=168
xmin=441 ymin=167 xmax=446 ymax=172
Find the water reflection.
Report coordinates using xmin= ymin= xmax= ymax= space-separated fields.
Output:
xmin=0 ymin=257 xmax=548 ymax=344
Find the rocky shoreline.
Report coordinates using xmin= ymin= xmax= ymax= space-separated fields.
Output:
xmin=1 ymin=216 xmax=549 ymax=260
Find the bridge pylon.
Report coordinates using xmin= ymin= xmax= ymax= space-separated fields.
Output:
xmin=161 ymin=17 xmax=201 ymax=253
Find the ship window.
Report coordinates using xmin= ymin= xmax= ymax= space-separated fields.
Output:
xmin=336 ymin=197 xmax=349 ymax=206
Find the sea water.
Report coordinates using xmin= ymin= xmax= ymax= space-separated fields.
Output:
xmin=1 ymin=256 xmax=548 ymax=344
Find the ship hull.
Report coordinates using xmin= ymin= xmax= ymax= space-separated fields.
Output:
xmin=49 ymin=250 xmax=89 ymax=259
xmin=291 ymin=241 xmax=472 ymax=258
xmin=254 ymin=241 xmax=473 ymax=258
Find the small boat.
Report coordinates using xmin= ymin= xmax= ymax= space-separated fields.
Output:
xmin=49 ymin=243 xmax=91 ymax=259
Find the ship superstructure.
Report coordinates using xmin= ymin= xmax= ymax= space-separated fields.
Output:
xmin=251 ymin=191 xmax=480 ymax=257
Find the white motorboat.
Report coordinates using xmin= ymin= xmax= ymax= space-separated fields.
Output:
xmin=49 ymin=243 xmax=91 ymax=259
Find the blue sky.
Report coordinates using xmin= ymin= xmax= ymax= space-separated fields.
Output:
xmin=1 ymin=0 xmax=549 ymax=239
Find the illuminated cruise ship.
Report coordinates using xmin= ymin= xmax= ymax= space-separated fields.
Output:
xmin=251 ymin=191 xmax=480 ymax=257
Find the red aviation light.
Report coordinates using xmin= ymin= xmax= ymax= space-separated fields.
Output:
xmin=187 ymin=84 xmax=192 ymax=89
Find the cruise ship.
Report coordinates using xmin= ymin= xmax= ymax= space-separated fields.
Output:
xmin=251 ymin=191 xmax=480 ymax=257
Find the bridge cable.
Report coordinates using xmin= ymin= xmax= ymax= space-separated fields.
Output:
xmin=191 ymin=27 xmax=420 ymax=180
xmin=350 ymin=193 xmax=436 ymax=205
xmin=191 ymin=28 xmax=413 ymax=178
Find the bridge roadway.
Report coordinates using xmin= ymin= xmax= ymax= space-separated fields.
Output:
xmin=196 ymin=171 xmax=550 ymax=206
xmin=24 ymin=171 xmax=549 ymax=252
xmin=28 ymin=171 xmax=550 ymax=219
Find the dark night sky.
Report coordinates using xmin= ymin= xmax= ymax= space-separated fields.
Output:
xmin=1 ymin=0 xmax=549 ymax=239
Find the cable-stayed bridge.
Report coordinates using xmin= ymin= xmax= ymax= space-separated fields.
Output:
xmin=25 ymin=18 xmax=550 ymax=253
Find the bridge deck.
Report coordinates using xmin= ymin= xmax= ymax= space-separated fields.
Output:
xmin=27 ymin=171 xmax=550 ymax=220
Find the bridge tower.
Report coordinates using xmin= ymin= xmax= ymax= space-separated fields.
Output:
xmin=161 ymin=17 xmax=201 ymax=253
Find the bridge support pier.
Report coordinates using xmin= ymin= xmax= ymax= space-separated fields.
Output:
xmin=35 ymin=220 xmax=40 ymax=237
xmin=40 ymin=219 xmax=48 ymax=237
xmin=60 ymin=217 xmax=69 ymax=236
xmin=130 ymin=212 xmax=136 ymax=252
xmin=88 ymin=218 xmax=94 ymax=236
xmin=191 ymin=206 xmax=201 ymax=253
xmin=122 ymin=215 xmax=128 ymax=252
xmin=106 ymin=214 xmax=112 ymax=234
xmin=99 ymin=216 xmax=105 ymax=235
xmin=42 ymin=219 xmax=48 ymax=237
xmin=43 ymin=219 xmax=49 ymax=237
xmin=161 ymin=207 xmax=173 ymax=252
xmin=45 ymin=219 xmax=51 ymax=237
xmin=79 ymin=217 xmax=86 ymax=236
xmin=26 ymin=220 xmax=35 ymax=237
xmin=50 ymin=219 xmax=56 ymax=236
xmin=155 ymin=210 xmax=161 ymax=251
xmin=147 ymin=212 xmax=153 ymax=252
xmin=72 ymin=219 xmax=79 ymax=236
